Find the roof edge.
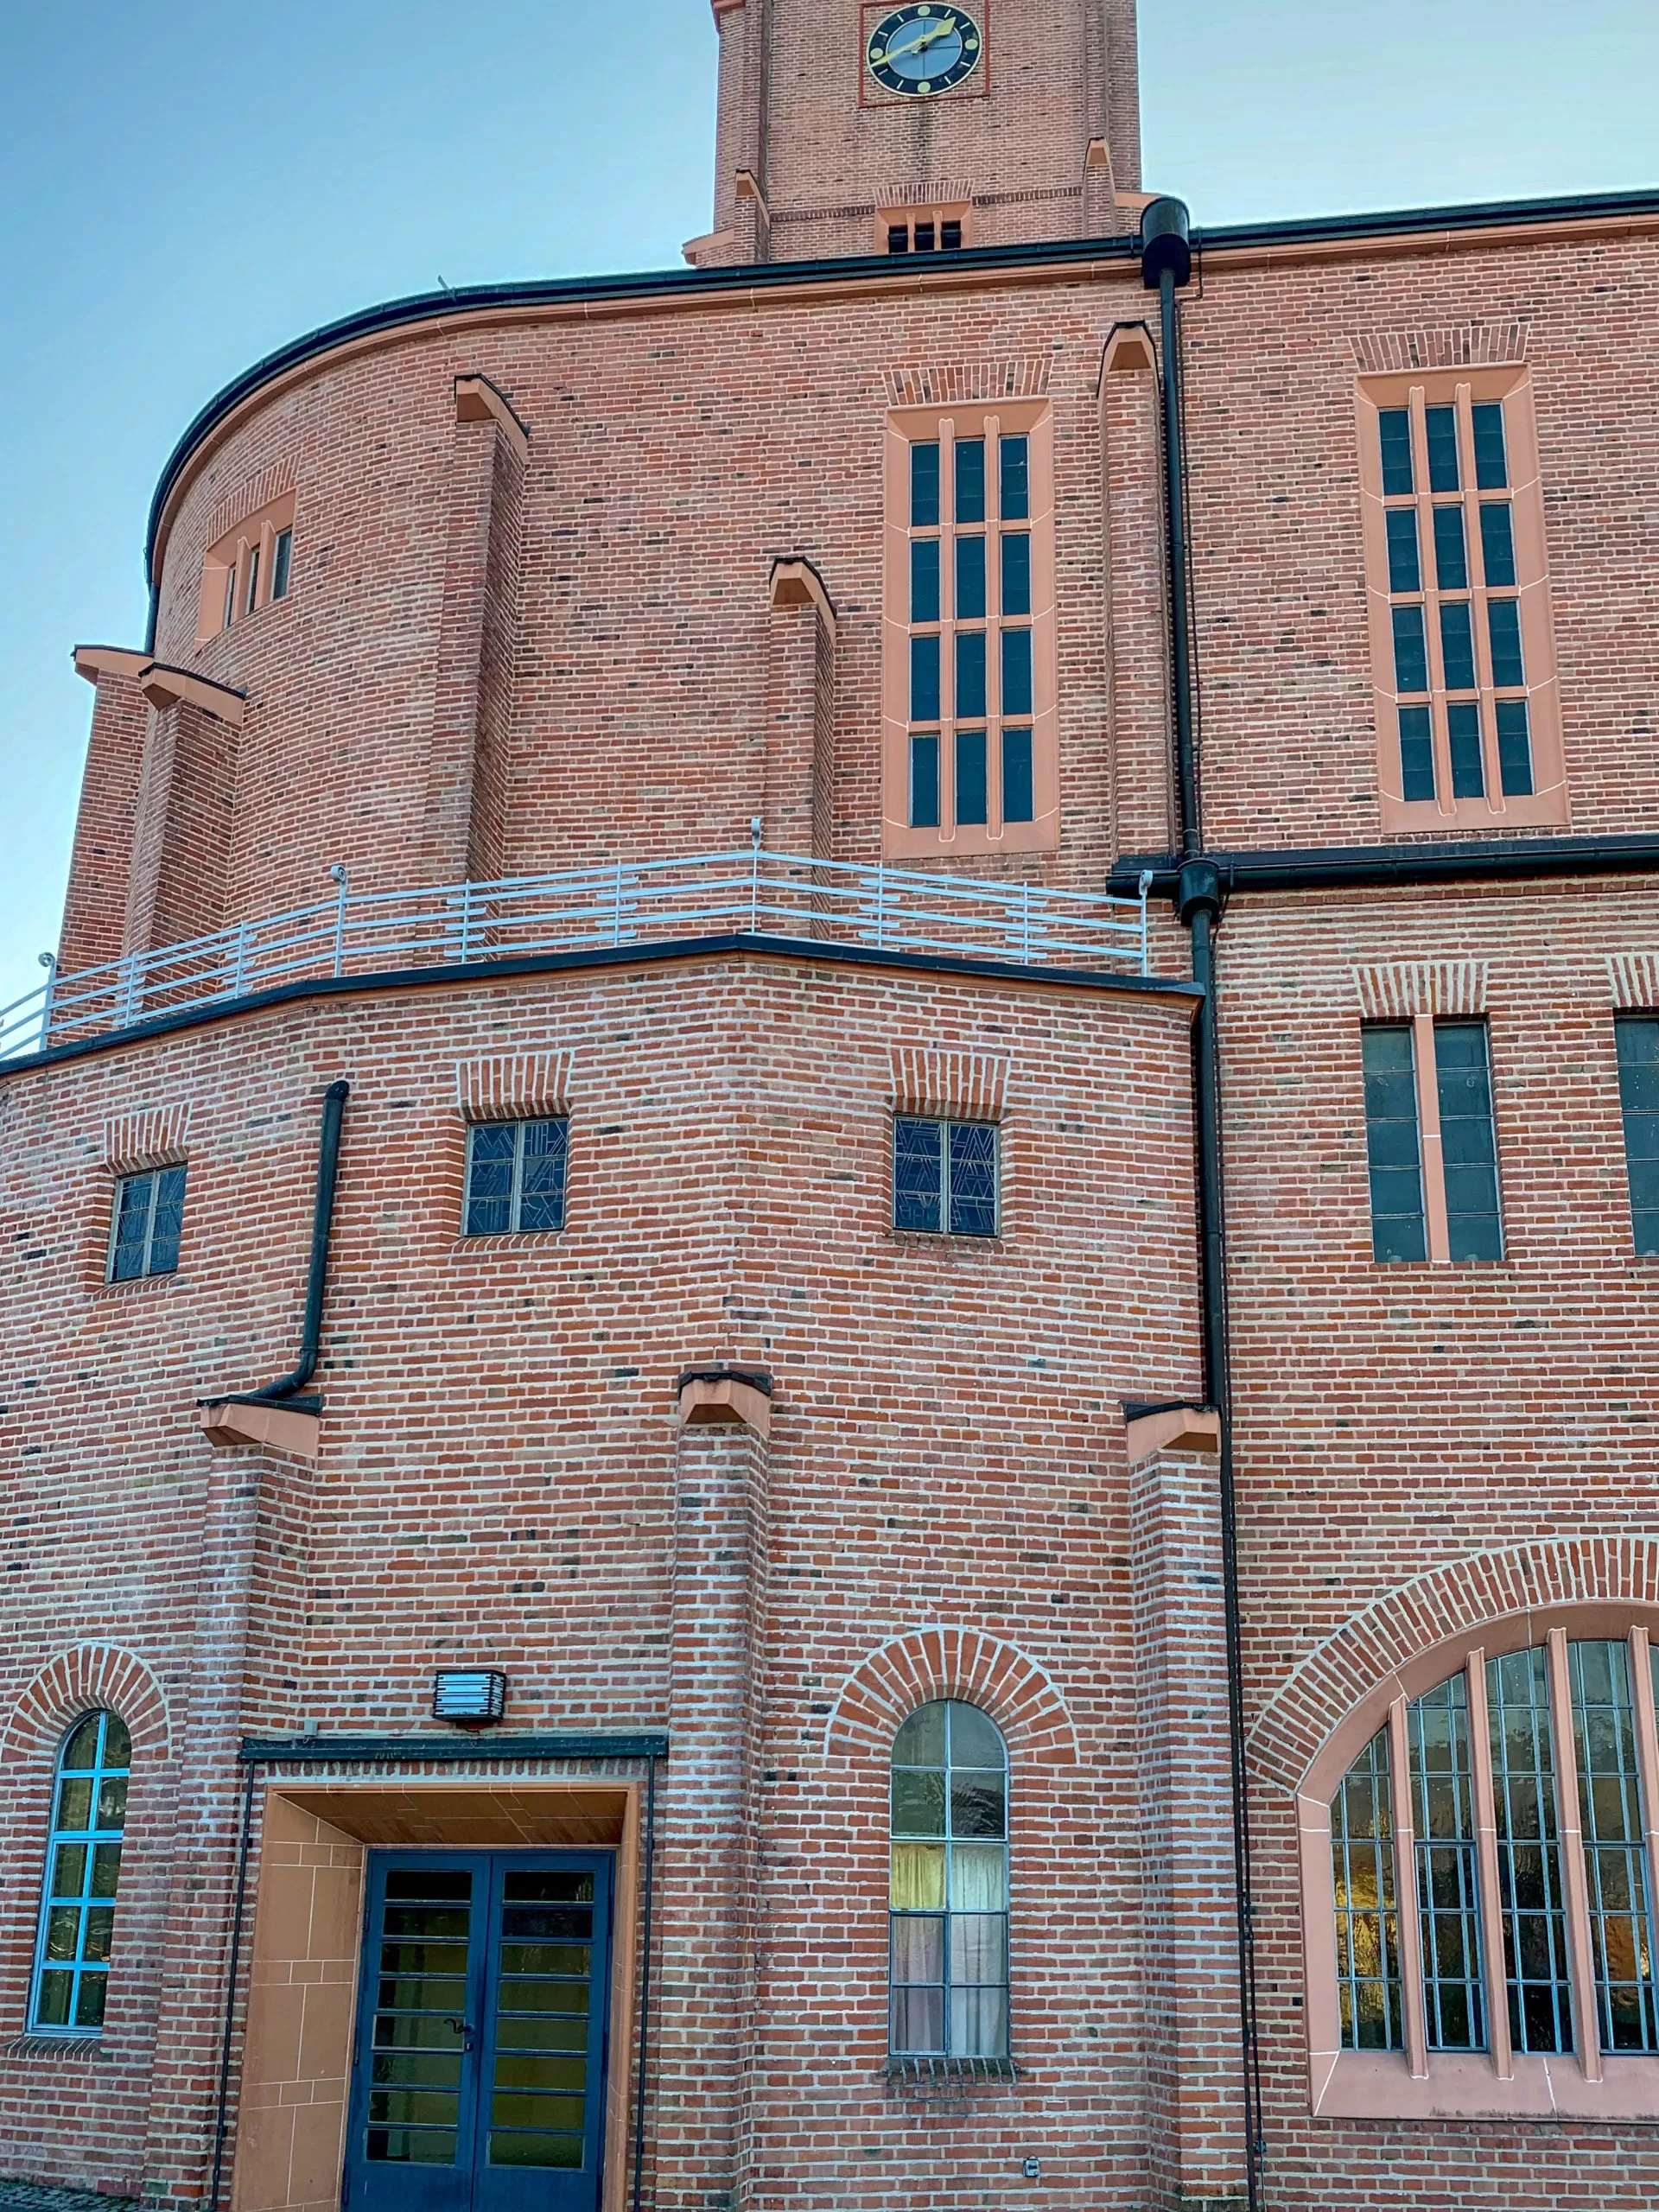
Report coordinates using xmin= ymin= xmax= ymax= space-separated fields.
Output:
xmin=143 ymin=182 xmax=1659 ymax=579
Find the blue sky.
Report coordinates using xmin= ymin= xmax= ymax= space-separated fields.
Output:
xmin=2 ymin=0 xmax=1654 ymax=1018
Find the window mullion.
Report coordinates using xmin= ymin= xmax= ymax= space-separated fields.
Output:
xmin=1411 ymin=1014 xmax=1451 ymax=1263
xmin=509 ymin=1122 xmax=526 ymax=1234
xmin=1388 ymin=1696 xmax=1431 ymax=2077
xmin=939 ymin=1123 xmax=952 ymax=1235
xmin=1465 ymin=1649 xmax=1515 ymax=2079
xmin=1545 ymin=1624 xmax=1605 ymax=2082
xmin=1406 ymin=387 xmax=1453 ymax=810
xmin=940 ymin=417 xmax=958 ymax=835
xmin=139 ymin=1175 xmax=157 ymax=1278
xmin=985 ymin=410 xmax=1003 ymax=835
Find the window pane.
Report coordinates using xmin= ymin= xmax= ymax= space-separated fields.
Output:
xmin=1001 ymin=728 xmax=1033 ymax=824
xmin=1408 ymin=1675 xmax=1485 ymax=2050
xmin=1496 ymin=699 xmax=1534 ymax=798
xmin=890 ymin=1914 xmax=945 ymax=1979
xmin=1385 ymin=507 xmax=1421 ymax=594
xmin=891 ymin=1847 xmax=947 ymax=1911
xmin=910 ymin=537 xmax=940 ymax=624
xmin=893 ymin=1768 xmax=946 ymax=1836
xmin=955 ymin=437 xmax=985 ymax=525
xmin=33 ymin=1711 xmax=128 ymax=2036
xmin=1472 ymin=401 xmax=1509 ymax=489
xmin=245 ymin=545 xmax=260 ymax=613
xmin=1488 ymin=1646 xmax=1573 ymax=2052
xmin=1332 ymin=1729 xmax=1402 ymax=2050
xmin=955 ymin=629 xmax=986 ymax=720
xmin=1390 ymin=603 xmax=1428 ymax=696
xmin=1378 ymin=408 xmax=1414 ymax=496
xmin=887 ymin=224 xmax=911 ymax=254
xmin=911 ymin=442 xmax=940 ymax=528
xmin=465 ymin=1123 xmax=517 ymax=1236
xmin=999 ymin=435 xmax=1028 ymax=520
xmin=110 ymin=1173 xmax=153 ymax=1282
xmin=893 ymin=1117 xmax=944 ymax=1231
xmin=517 ymin=1120 xmax=567 ymax=1234
xmin=1479 ymin=501 xmax=1516 ymax=588
xmin=956 ymin=729 xmax=988 ymax=826
xmin=910 ymin=632 xmax=941 ymax=724
xmin=1439 ymin=600 xmax=1477 ymax=692
xmin=913 ymin=221 xmax=935 ymax=252
xmin=1616 ymin=1018 xmax=1659 ymax=1257
xmin=1568 ymin=1639 xmax=1659 ymax=2051
xmin=893 ymin=1702 xmax=946 ymax=1764
xmin=1361 ymin=1027 xmax=1426 ymax=1263
xmin=1488 ymin=599 xmax=1525 ymax=690
xmin=1001 ymin=531 xmax=1031 ymax=615
xmin=890 ymin=1984 xmax=944 ymax=2054
xmin=148 ymin=1165 xmax=186 ymax=1275
xmin=223 ymin=565 xmax=238 ymax=631
xmin=1432 ymin=505 xmax=1468 ymax=591
xmin=271 ymin=528 xmax=293 ymax=601
xmin=1425 ymin=405 xmax=1460 ymax=493
xmin=954 ymin=533 xmax=985 ymax=620
xmin=1398 ymin=706 xmax=1435 ymax=804
xmin=1001 ymin=627 xmax=1033 ymax=718
xmin=949 ymin=1844 xmax=1007 ymax=1910
xmin=950 ymin=1768 xmax=1005 ymax=1835
xmin=946 ymin=1122 xmax=997 ymax=1237
xmin=1435 ymin=1023 xmax=1503 ymax=1262
xmin=948 ymin=1705 xmax=1006 ymax=1766
xmin=1447 ymin=702 xmax=1485 ymax=801
xmin=909 ymin=734 xmax=940 ymax=830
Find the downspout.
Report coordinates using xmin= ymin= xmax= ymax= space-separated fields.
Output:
xmin=1140 ymin=195 xmax=1266 ymax=2209
xmin=205 ymin=1078 xmax=349 ymax=1413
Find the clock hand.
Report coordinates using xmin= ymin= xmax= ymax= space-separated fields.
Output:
xmin=885 ymin=15 xmax=957 ymax=61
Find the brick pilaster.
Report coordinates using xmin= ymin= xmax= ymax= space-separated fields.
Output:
xmin=59 ymin=669 xmax=149 ymax=976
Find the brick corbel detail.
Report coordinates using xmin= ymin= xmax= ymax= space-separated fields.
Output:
xmin=1124 ymin=1402 xmax=1219 ymax=1465
xmin=135 ymin=662 xmax=245 ymax=727
xmin=420 ymin=377 xmax=529 ymax=887
xmin=654 ymin=1406 xmax=770 ymax=2202
xmin=1130 ymin=1451 xmax=1247 ymax=2205
xmin=825 ymin=1629 xmax=1078 ymax=1764
xmin=197 ymin=1400 xmax=321 ymax=1460
xmin=61 ymin=649 xmax=151 ymax=974
xmin=765 ymin=558 xmax=837 ymax=856
xmin=1098 ymin=321 xmax=1173 ymax=856
xmin=677 ymin=1367 xmax=772 ymax=1437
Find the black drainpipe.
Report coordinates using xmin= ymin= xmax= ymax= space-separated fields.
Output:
xmin=203 ymin=1078 xmax=349 ymax=1414
xmin=1140 ymin=194 xmax=1266 ymax=2208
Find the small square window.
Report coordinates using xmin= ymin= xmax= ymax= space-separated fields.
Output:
xmin=893 ymin=1117 xmax=998 ymax=1237
xmin=463 ymin=1118 xmax=568 ymax=1236
xmin=108 ymin=1166 xmax=187 ymax=1282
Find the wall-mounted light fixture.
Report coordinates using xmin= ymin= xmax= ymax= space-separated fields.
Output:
xmin=432 ymin=1669 xmax=507 ymax=1726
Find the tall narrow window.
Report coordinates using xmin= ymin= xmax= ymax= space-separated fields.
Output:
xmin=463 ymin=1118 xmax=568 ymax=1236
xmin=271 ymin=527 xmax=293 ymax=602
xmin=31 ymin=1713 xmax=130 ymax=2033
xmin=1408 ymin=1675 xmax=1484 ymax=2050
xmin=893 ymin=1116 xmax=998 ymax=1237
xmin=1485 ymin=1647 xmax=1573 ymax=2052
xmin=1358 ymin=372 xmax=1563 ymax=830
xmin=885 ymin=404 xmax=1056 ymax=855
xmin=1332 ymin=1728 xmax=1401 ymax=2050
xmin=889 ymin=1700 xmax=1009 ymax=2060
xmin=1616 ymin=1017 xmax=1659 ymax=1256
xmin=1359 ymin=1020 xmax=1503 ymax=1263
xmin=1567 ymin=1639 xmax=1659 ymax=2051
xmin=108 ymin=1165 xmax=187 ymax=1281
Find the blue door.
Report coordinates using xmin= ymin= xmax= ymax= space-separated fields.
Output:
xmin=344 ymin=1851 xmax=613 ymax=2212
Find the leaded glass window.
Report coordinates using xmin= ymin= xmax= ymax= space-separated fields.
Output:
xmin=889 ymin=1700 xmax=1009 ymax=2058
xmin=108 ymin=1165 xmax=186 ymax=1281
xmin=1485 ymin=1646 xmax=1572 ymax=2051
xmin=1567 ymin=1638 xmax=1659 ymax=2051
xmin=1332 ymin=1728 xmax=1401 ymax=2049
xmin=1408 ymin=1675 xmax=1484 ymax=2050
xmin=463 ymin=1118 xmax=568 ymax=1236
xmin=31 ymin=1712 xmax=130 ymax=2033
xmin=893 ymin=1117 xmax=998 ymax=1237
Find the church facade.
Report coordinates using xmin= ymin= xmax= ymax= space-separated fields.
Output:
xmin=3 ymin=5 xmax=1659 ymax=2209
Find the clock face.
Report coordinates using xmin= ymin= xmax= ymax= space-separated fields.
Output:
xmin=866 ymin=3 xmax=983 ymax=97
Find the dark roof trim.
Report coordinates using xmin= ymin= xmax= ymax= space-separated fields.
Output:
xmin=0 ymin=930 xmax=1199 ymax=1081
xmin=143 ymin=183 xmax=1659 ymax=578
xmin=1109 ymin=832 xmax=1659 ymax=900
xmin=240 ymin=1732 xmax=669 ymax=1765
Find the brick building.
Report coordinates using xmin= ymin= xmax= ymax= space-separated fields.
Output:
xmin=3 ymin=3 xmax=1658 ymax=2208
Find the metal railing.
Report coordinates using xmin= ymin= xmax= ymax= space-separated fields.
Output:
xmin=0 ymin=845 xmax=1149 ymax=1062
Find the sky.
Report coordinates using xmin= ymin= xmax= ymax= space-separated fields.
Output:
xmin=1 ymin=0 xmax=1654 ymax=1020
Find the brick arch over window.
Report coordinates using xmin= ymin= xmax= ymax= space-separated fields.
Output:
xmin=825 ymin=1626 xmax=1078 ymax=1765
xmin=3 ymin=1645 xmax=172 ymax=1766
xmin=1251 ymin=1536 xmax=1659 ymax=1793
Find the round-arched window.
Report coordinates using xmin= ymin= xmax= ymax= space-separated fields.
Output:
xmin=31 ymin=1711 xmax=130 ymax=2033
xmin=888 ymin=1699 xmax=1008 ymax=2059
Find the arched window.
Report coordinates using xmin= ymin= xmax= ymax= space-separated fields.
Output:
xmin=1327 ymin=1630 xmax=1659 ymax=2094
xmin=888 ymin=1700 xmax=1008 ymax=2059
xmin=31 ymin=1712 xmax=130 ymax=2033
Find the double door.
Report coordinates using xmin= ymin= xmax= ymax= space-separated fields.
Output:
xmin=344 ymin=1851 xmax=613 ymax=2212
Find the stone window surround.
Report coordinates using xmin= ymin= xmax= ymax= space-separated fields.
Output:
xmin=1299 ymin=1602 xmax=1659 ymax=2120
xmin=881 ymin=397 xmax=1059 ymax=859
xmin=195 ymin=488 xmax=297 ymax=643
xmin=1355 ymin=364 xmax=1566 ymax=835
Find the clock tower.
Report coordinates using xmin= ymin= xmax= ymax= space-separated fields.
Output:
xmin=684 ymin=0 xmax=1143 ymax=264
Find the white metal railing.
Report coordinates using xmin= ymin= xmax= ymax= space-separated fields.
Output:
xmin=0 ymin=845 xmax=1149 ymax=1061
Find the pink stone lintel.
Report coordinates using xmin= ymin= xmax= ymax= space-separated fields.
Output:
xmin=199 ymin=1399 xmax=321 ymax=1460
xmin=769 ymin=556 xmax=837 ymax=642
xmin=1123 ymin=1402 xmax=1220 ymax=1465
xmin=677 ymin=1371 xmax=772 ymax=1438
xmin=454 ymin=374 xmax=531 ymax=464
